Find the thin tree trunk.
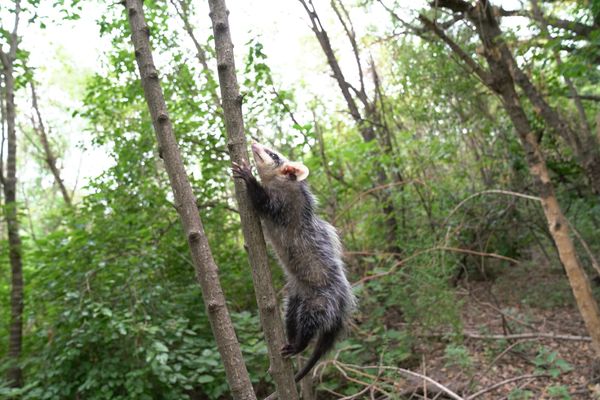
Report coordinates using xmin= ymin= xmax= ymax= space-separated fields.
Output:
xmin=1 ymin=56 xmax=24 ymax=392
xmin=0 ymin=0 xmax=24 ymax=387
xmin=207 ymin=0 xmax=300 ymax=398
xmin=420 ymin=0 xmax=600 ymax=356
xmin=30 ymin=81 xmax=72 ymax=206
xmin=123 ymin=1 xmax=256 ymax=398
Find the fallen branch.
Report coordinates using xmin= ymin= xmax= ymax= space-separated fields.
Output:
xmin=334 ymin=362 xmax=466 ymax=400
xmin=464 ymin=331 xmax=592 ymax=342
xmin=467 ymin=374 xmax=550 ymax=399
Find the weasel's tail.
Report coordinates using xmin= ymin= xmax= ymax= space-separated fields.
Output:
xmin=294 ymin=329 xmax=338 ymax=383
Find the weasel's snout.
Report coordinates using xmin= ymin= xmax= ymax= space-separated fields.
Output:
xmin=251 ymin=142 xmax=263 ymax=161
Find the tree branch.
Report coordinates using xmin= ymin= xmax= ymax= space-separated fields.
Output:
xmin=544 ymin=15 xmax=597 ymax=37
xmin=298 ymin=0 xmax=364 ymax=125
xmin=330 ymin=0 xmax=367 ymax=105
xmin=567 ymin=94 xmax=600 ymax=102
xmin=169 ymin=0 xmax=221 ymax=109
xmin=30 ymin=80 xmax=72 ymax=206
xmin=464 ymin=331 xmax=592 ymax=342
xmin=531 ymin=0 xmax=592 ymax=137
xmin=0 ymin=74 xmax=5 ymax=187
xmin=418 ymin=14 xmax=491 ymax=85
xmin=466 ymin=374 xmax=550 ymax=400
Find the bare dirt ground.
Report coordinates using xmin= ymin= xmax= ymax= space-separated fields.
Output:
xmin=413 ymin=259 xmax=599 ymax=400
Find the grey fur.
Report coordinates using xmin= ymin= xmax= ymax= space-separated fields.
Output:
xmin=263 ymin=180 xmax=355 ymax=331
xmin=233 ymin=143 xmax=356 ymax=383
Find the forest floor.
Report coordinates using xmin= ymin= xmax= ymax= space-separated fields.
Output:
xmin=410 ymin=256 xmax=599 ymax=400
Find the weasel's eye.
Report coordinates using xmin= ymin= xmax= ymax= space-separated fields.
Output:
xmin=267 ymin=151 xmax=280 ymax=162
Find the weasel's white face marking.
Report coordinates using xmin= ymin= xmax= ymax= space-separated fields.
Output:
xmin=251 ymin=142 xmax=285 ymax=169
xmin=251 ymin=142 xmax=309 ymax=183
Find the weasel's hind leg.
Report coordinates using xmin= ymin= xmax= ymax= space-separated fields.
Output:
xmin=281 ymin=301 xmax=325 ymax=358
xmin=282 ymin=295 xmax=301 ymax=357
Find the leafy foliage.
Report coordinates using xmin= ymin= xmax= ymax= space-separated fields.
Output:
xmin=0 ymin=0 xmax=598 ymax=398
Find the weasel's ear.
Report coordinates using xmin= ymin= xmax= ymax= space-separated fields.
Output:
xmin=281 ymin=161 xmax=309 ymax=181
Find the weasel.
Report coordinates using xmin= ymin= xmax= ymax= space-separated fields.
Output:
xmin=232 ymin=142 xmax=355 ymax=383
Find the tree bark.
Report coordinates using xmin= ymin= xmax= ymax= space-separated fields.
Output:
xmin=207 ymin=1 xmax=300 ymax=398
xmin=124 ymin=1 xmax=256 ymax=398
xmin=0 ymin=0 xmax=24 ymax=387
xmin=30 ymin=81 xmax=72 ymax=206
xmin=297 ymin=356 xmax=316 ymax=400
xmin=420 ymin=0 xmax=600 ymax=357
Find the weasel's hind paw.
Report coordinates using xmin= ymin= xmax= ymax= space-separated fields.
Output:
xmin=280 ymin=344 xmax=297 ymax=358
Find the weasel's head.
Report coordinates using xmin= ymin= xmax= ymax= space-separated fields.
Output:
xmin=250 ymin=142 xmax=309 ymax=185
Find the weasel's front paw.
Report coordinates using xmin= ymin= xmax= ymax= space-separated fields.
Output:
xmin=232 ymin=160 xmax=253 ymax=182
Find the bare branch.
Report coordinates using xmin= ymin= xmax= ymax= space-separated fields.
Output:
xmin=30 ymin=80 xmax=72 ymax=205
xmin=419 ymin=14 xmax=491 ymax=85
xmin=433 ymin=0 xmax=473 ymax=14
xmin=330 ymin=0 xmax=366 ymax=102
xmin=0 ymin=74 xmax=5 ymax=186
xmin=464 ymin=331 xmax=592 ymax=342
xmin=169 ymin=0 xmax=221 ymax=109
xmin=333 ymin=362 xmax=466 ymax=400
xmin=1 ymin=0 xmax=24 ymax=386
xmin=496 ymin=7 xmax=528 ymax=17
xmin=543 ymin=15 xmax=597 ymax=37
xmin=9 ymin=0 xmax=21 ymax=61
xmin=298 ymin=0 xmax=363 ymax=124
xmin=0 ymin=0 xmax=21 ymax=69
xmin=568 ymin=94 xmax=600 ymax=102
xmin=531 ymin=0 xmax=592 ymax=137
xmin=466 ymin=374 xmax=550 ymax=399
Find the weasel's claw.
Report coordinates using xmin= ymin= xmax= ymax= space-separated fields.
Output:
xmin=231 ymin=159 xmax=253 ymax=181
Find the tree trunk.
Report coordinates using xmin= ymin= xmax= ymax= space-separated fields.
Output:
xmin=30 ymin=81 xmax=72 ymax=206
xmin=207 ymin=0 xmax=300 ymax=398
xmin=0 ymin=0 xmax=24 ymax=387
xmin=1 ymin=57 xmax=24 ymax=391
xmin=421 ymin=0 xmax=600 ymax=356
xmin=501 ymin=87 xmax=600 ymax=357
xmin=124 ymin=1 xmax=256 ymax=398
